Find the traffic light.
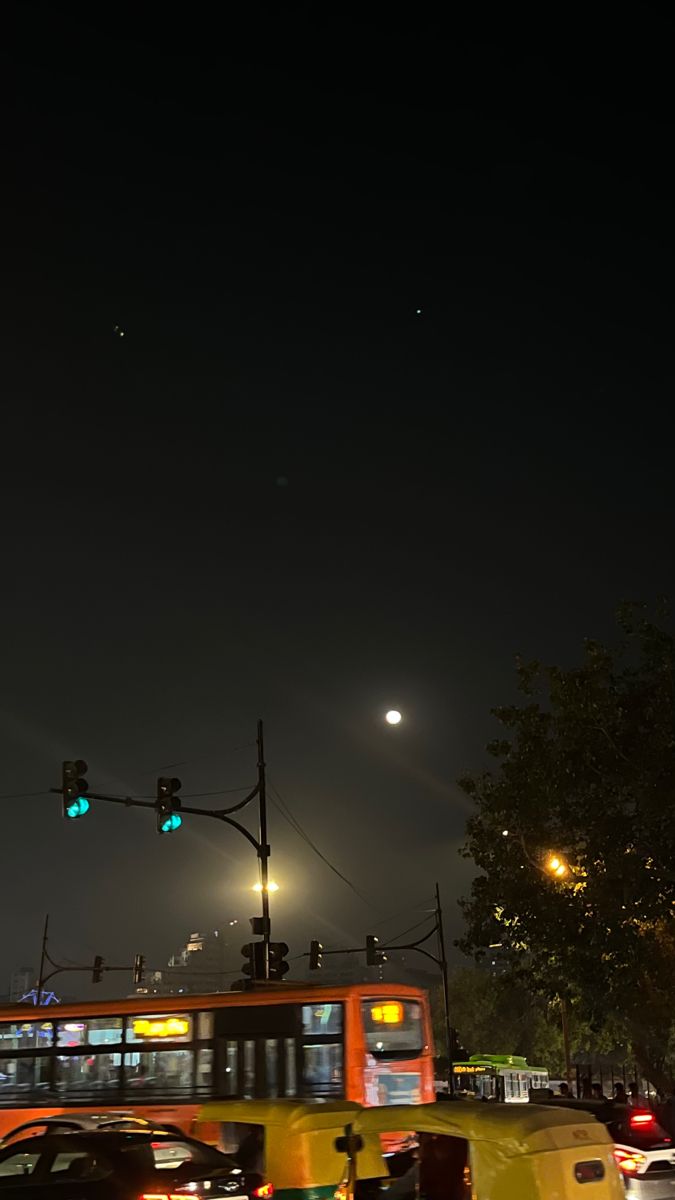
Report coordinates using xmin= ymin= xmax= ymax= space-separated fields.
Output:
xmin=366 ymin=935 xmax=384 ymax=966
xmin=92 ymin=955 xmax=104 ymax=984
xmin=156 ymin=777 xmax=182 ymax=833
xmin=242 ymin=942 xmax=266 ymax=980
xmin=133 ymin=954 xmax=145 ymax=986
xmin=309 ymin=939 xmax=323 ymax=970
xmin=62 ymin=760 xmax=89 ymax=819
xmin=268 ymin=942 xmax=289 ymax=980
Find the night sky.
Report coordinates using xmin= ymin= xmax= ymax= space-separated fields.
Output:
xmin=3 ymin=7 xmax=674 ymax=993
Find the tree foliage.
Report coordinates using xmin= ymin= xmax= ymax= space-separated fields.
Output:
xmin=432 ymin=968 xmax=612 ymax=1077
xmin=458 ymin=603 xmax=675 ymax=1088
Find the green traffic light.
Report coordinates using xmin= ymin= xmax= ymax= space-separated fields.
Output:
xmin=65 ymin=796 xmax=90 ymax=819
xmin=160 ymin=812 xmax=182 ymax=833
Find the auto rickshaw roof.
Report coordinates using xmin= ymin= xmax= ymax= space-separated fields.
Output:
xmin=355 ymin=1101 xmax=611 ymax=1148
xmin=199 ymin=1099 xmax=363 ymax=1131
xmin=199 ymin=1098 xmax=608 ymax=1147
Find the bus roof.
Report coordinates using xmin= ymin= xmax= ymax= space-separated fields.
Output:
xmin=453 ymin=1056 xmax=548 ymax=1071
xmin=0 ymin=981 xmax=428 ymax=1021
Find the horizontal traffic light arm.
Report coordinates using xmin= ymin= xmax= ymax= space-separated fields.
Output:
xmin=49 ymin=787 xmax=265 ymax=853
xmin=301 ymin=922 xmax=443 ymax=967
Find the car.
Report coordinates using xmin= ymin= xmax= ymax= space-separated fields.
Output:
xmin=605 ymin=1107 xmax=675 ymax=1198
xmin=0 ymin=1113 xmax=184 ymax=1147
xmin=544 ymin=1098 xmax=675 ymax=1198
xmin=0 ymin=1128 xmax=271 ymax=1199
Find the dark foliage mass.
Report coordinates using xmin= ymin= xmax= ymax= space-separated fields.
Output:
xmin=458 ymin=603 xmax=675 ymax=1089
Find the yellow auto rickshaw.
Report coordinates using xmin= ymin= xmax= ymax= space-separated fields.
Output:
xmin=196 ymin=1098 xmax=624 ymax=1200
xmin=353 ymin=1102 xmax=625 ymax=1200
xmin=196 ymin=1100 xmax=388 ymax=1200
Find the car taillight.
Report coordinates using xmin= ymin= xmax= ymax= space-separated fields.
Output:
xmin=630 ymin=1110 xmax=656 ymax=1128
xmin=252 ymin=1185 xmax=274 ymax=1198
xmin=613 ymin=1147 xmax=647 ymax=1175
xmin=140 ymin=1194 xmax=185 ymax=1200
xmin=139 ymin=1193 xmax=187 ymax=1199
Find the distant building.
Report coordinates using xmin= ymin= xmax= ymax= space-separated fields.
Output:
xmin=9 ymin=967 xmax=34 ymax=1002
xmin=131 ymin=926 xmax=240 ymax=997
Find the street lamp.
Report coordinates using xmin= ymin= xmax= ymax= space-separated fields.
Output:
xmin=253 ymin=881 xmax=279 ymax=893
xmin=545 ymin=853 xmax=569 ymax=879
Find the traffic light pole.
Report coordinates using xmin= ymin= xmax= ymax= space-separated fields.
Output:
xmin=305 ymin=882 xmax=455 ymax=1094
xmin=435 ymin=881 xmax=455 ymax=1095
xmin=256 ymin=719 xmax=271 ymax=979
xmin=53 ymin=720 xmax=274 ymax=979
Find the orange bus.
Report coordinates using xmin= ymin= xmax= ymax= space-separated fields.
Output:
xmin=0 ymin=983 xmax=434 ymax=1138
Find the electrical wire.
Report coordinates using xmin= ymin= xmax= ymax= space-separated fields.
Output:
xmin=381 ymin=914 xmax=437 ymax=947
xmin=371 ymin=897 xmax=435 ymax=929
xmin=132 ymin=785 xmax=254 ymax=800
xmin=268 ymin=781 xmax=377 ymax=909
xmin=0 ymin=790 xmax=50 ymax=800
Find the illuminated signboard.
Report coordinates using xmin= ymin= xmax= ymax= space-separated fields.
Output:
xmin=370 ymin=1002 xmax=403 ymax=1025
xmin=454 ymin=1065 xmax=487 ymax=1074
xmin=132 ymin=1017 xmax=190 ymax=1039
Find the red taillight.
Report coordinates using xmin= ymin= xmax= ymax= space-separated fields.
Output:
xmin=613 ymin=1147 xmax=647 ymax=1175
xmin=253 ymin=1185 xmax=274 ymax=1198
xmin=139 ymin=1193 xmax=186 ymax=1199
xmin=630 ymin=1110 xmax=655 ymax=1127
xmin=139 ymin=1193 xmax=183 ymax=1200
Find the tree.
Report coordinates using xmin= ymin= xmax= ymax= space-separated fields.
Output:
xmin=457 ymin=603 xmax=675 ymax=1090
xmin=431 ymin=967 xmax=604 ymax=1078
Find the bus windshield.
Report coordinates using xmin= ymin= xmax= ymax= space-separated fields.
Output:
xmin=361 ymin=1000 xmax=424 ymax=1058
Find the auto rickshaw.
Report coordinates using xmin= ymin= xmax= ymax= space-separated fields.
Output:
xmin=195 ymin=1100 xmax=388 ymax=1200
xmin=353 ymin=1103 xmax=625 ymax=1200
xmin=196 ymin=1098 xmax=625 ymax=1200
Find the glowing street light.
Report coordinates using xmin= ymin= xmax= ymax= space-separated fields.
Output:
xmin=546 ymin=854 xmax=569 ymax=878
xmin=252 ymin=881 xmax=279 ymax=893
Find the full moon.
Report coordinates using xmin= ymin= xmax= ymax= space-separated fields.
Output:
xmin=385 ymin=710 xmax=402 ymax=725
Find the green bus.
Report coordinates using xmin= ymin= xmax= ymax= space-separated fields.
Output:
xmin=451 ymin=1054 xmax=549 ymax=1102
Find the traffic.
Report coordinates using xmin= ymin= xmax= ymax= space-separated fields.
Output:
xmin=1 ymin=981 xmax=672 ymax=1197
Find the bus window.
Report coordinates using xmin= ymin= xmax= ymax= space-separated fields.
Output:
xmin=57 ymin=1017 xmax=122 ymax=1047
xmin=265 ymin=1040 xmax=279 ymax=1098
xmin=303 ymin=1042 xmax=342 ymax=1095
xmin=125 ymin=1049 xmax=193 ymax=1093
xmin=196 ymin=1047 xmax=213 ymax=1093
xmin=55 ymin=1053 xmax=121 ymax=1094
xmin=0 ymin=1022 xmax=54 ymax=1051
xmin=301 ymin=1004 xmax=342 ymax=1036
xmin=198 ymin=1012 xmax=214 ymax=1040
xmin=362 ymin=1001 xmax=423 ymax=1057
xmin=284 ymin=1038 xmax=297 ymax=1096
xmin=0 ymin=1058 xmax=52 ymax=1095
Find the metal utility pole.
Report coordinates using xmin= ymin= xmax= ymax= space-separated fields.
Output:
xmin=52 ymin=720 xmax=276 ymax=982
xmin=256 ymin=718 xmax=271 ymax=978
xmin=36 ymin=914 xmax=49 ymax=1006
xmin=435 ymin=882 xmax=454 ymax=1095
xmin=560 ymin=996 xmax=572 ymax=1087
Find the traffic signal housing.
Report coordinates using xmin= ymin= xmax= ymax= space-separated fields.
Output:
xmin=156 ymin=777 xmax=182 ymax=833
xmin=309 ymin=940 xmax=323 ymax=970
xmin=62 ymin=760 xmax=89 ymax=819
xmin=92 ymin=955 xmax=104 ymax=984
xmin=242 ymin=942 xmax=267 ymax=981
xmin=366 ymin=935 xmax=384 ymax=966
xmin=133 ymin=954 xmax=145 ymax=986
xmin=268 ymin=942 xmax=289 ymax=980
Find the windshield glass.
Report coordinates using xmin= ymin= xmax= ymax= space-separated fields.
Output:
xmin=361 ymin=1000 xmax=423 ymax=1057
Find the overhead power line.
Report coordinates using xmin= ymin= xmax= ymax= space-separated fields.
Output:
xmin=268 ymin=781 xmax=377 ymax=909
